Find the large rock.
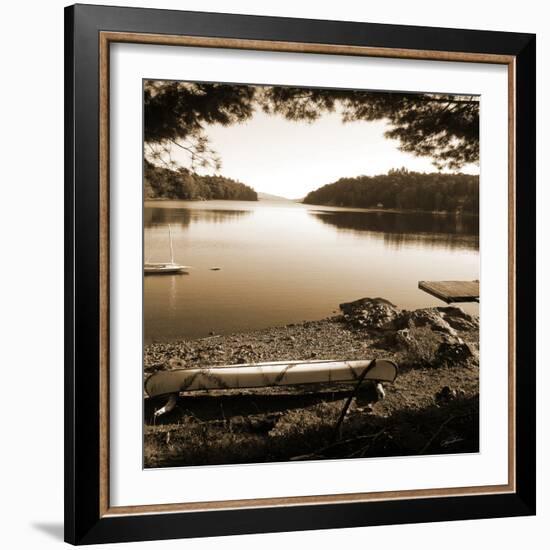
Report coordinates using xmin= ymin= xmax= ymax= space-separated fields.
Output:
xmin=395 ymin=308 xmax=459 ymax=338
xmin=391 ymin=308 xmax=477 ymax=367
xmin=339 ymin=297 xmax=399 ymax=329
xmin=437 ymin=306 xmax=479 ymax=331
xmin=337 ymin=298 xmax=478 ymax=368
xmin=435 ymin=341 xmax=474 ymax=365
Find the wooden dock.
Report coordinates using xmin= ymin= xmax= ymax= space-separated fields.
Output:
xmin=418 ymin=280 xmax=479 ymax=304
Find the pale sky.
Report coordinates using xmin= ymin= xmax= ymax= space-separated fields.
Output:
xmin=169 ymin=108 xmax=479 ymax=199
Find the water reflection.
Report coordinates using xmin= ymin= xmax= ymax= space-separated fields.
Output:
xmin=144 ymin=200 xmax=479 ymax=342
xmin=144 ymin=206 xmax=252 ymax=228
xmin=310 ymin=210 xmax=479 ymax=251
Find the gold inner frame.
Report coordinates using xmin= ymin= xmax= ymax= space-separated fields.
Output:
xmin=98 ymin=31 xmax=516 ymax=518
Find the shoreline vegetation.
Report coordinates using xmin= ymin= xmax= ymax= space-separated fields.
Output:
xmin=144 ymin=298 xmax=479 ymax=468
xmin=145 ymin=160 xmax=258 ymax=201
xmin=145 ymin=164 xmax=479 ymax=215
xmin=303 ymin=169 xmax=479 ymax=215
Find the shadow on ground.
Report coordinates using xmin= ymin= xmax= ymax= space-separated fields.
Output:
xmin=144 ymin=391 xmax=479 ymax=468
xmin=31 ymin=522 xmax=64 ymax=542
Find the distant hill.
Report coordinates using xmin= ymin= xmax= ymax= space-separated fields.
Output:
xmin=145 ymin=161 xmax=257 ymax=201
xmin=303 ymin=169 xmax=479 ymax=214
xmin=257 ymin=192 xmax=295 ymax=202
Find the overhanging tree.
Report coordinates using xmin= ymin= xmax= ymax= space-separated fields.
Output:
xmin=144 ymin=80 xmax=479 ymax=172
xmin=144 ymin=80 xmax=256 ymax=170
xmin=260 ymin=87 xmax=479 ymax=170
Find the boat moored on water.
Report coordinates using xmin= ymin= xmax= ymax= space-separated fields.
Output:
xmin=144 ymin=224 xmax=191 ymax=275
xmin=144 ymin=262 xmax=191 ymax=274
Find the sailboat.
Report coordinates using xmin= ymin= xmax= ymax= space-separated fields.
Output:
xmin=144 ymin=224 xmax=191 ymax=275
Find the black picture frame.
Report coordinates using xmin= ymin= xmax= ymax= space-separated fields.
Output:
xmin=65 ymin=3 xmax=536 ymax=545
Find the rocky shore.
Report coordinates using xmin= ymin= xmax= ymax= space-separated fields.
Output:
xmin=144 ymin=298 xmax=479 ymax=468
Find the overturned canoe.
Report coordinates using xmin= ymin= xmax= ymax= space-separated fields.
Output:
xmin=145 ymin=358 xmax=398 ymax=398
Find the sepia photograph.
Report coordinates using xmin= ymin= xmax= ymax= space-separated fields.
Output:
xmin=60 ymin=4 xmax=537 ymax=544
xmin=142 ymin=80 xmax=480 ymax=469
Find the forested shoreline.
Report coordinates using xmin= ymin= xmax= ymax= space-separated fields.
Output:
xmin=303 ymin=169 xmax=479 ymax=214
xmin=144 ymin=162 xmax=479 ymax=214
xmin=144 ymin=161 xmax=258 ymax=201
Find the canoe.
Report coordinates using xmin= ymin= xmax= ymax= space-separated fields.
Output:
xmin=145 ymin=358 xmax=397 ymax=398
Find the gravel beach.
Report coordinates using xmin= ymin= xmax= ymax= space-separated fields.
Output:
xmin=144 ymin=299 xmax=480 ymax=468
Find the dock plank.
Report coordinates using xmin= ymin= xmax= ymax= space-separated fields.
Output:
xmin=418 ymin=280 xmax=479 ymax=304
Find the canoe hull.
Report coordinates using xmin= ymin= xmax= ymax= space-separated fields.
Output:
xmin=144 ymin=264 xmax=190 ymax=274
xmin=145 ymin=359 xmax=397 ymax=397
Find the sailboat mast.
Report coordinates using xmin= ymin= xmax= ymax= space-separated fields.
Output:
xmin=168 ymin=224 xmax=174 ymax=264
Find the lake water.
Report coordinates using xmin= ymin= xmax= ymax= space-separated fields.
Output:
xmin=144 ymin=199 xmax=479 ymax=343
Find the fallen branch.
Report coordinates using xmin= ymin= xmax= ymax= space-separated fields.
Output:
xmin=290 ymin=430 xmax=385 ymax=461
xmin=347 ymin=428 xmax=386 ymax=458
